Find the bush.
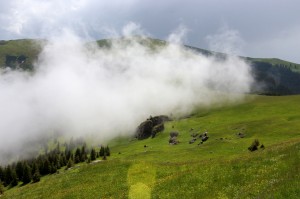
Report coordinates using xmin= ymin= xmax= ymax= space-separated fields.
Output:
xmin=0 ymin=181 xmax=4 ymax=195
xmin=32 ymin=171 xmax=41 ymax=183
xmin=248 ymin=139 xmax=260 ymax=152
xmin=65 ymin=159 xmax=74 ymax=170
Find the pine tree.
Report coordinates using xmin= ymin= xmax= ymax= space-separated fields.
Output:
xmin=55 ymin=142 xmax=60 ymax=154
xmin=105 ymin=146 xmax=111 ymax=156
xmin=65 ymin=150 xmax=72 ymax=161
xmin=87 ymin=157 xmax=91 ymax=164
xmin=60 ymin=153 xmax=67 ymax=167
xmin=102 ymin=152 xmax=107 ymax=160
xmin=66 ymin=158 xmax=74 ymax=170
xmin=50 ymin=163 xmax=57 ymax=174
xmin=22 ymin=163 xmax=31 ymax=184
xmin=80 ymin=146 xmax=87 ymax=162
xmin=15 ymin=161 xmax=24 ymax=181
xmin=0 ymin=166 xmax=4 ymax=182
xmin=99 ymin=146 xmax=105 ymax=157
xmin=31 ymin=162 xmax=38 ymax=175
xmin=10 ymin=169 xmax=18 ymax=187
xmin=75 ymin=148 xmax=81 ymax=163
xmin=42 ymin=159 xmax=50 ymax=175
xmin=32 ymin=169 xmax=41 ymax=183
xmin=4 ymin=166 xmax=13 ymax=186
xmin=90 ymin=148 xmax=96 ymax=161
xmin=0 ymin=180 xmax=4 ymax=195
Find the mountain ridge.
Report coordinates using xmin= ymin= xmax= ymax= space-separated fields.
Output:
xmin=1 ymin=37 xmax=300 ymax=95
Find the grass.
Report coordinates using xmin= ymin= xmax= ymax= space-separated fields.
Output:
xmin=2 ymin=95 xmax=300 ymax=198
xmin=247 ymin=57 xmax=300 ymax=73
xmin=0 ymin=39 xmax=42 ymax=69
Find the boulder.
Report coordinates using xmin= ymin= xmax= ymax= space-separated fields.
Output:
xmin=201 ymin=136 xmax=209 ymax=142
xmin=237 ymin=132 xmax=245 ymax=138
xmin=169 ymin=136 xmax=179 ymax=145
xmin=135 ymin=120 xmax=153 ymax=140
xmin=189 ymin=138 xmax=197 ymax=144
xmin=170 ymin=131 xmax=179 ymax=138
xmin=135 ymin=115 xmax=170 ymax=140
xmin=152 ymin=123 xmax=165 ymax=138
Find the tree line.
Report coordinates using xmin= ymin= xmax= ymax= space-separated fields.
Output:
xmin=0 ymin=141 xmax=110 ymax=190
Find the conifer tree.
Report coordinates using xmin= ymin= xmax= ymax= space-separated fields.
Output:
xmin=22 ymin=163 xmax=32 ymax=184
xmin=4 ymin=166 xmax=12 ymax=186
xmin=10 ymin=169 xmax=18 ymax=187
xmin=60 ymin=153 xmax=67 ymax=167
xmin=90 ymin=148 xmax=96 ymax=161
xmin=15 ymin=161 xmax=24 ymax=181
xmin=80 ymin=146 xmax=87 ymax=162
xmin=102 ymin=152 xmax=107 ymax=160
xmin=105 ymin=146 xmax=111 ymax=156
xmin=42 ymin=159 xmax=50 ymax=175
xmin=75 ymin=148 xmax=81 ymax=163
xmin=50 ymin=163 xmax=57 ymax=174
xmin=0 ymin=180 xmax=4 ymax=195
xmin=32 ymin=169 xmax=41 ymax=183
xmin=99 ymin=146 xmax=105 ymax=157
xmin=0 ymin=166 xmax=4 ymax=182
xmin=66 ymin=158 xmax=74 ymax=170
xmin=31 ymin=162 xmax=38 ymax=175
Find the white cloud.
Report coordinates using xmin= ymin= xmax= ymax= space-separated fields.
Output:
xmin=205 ymin=25 xmax=245 ymax=55
xmin=0 ymin=25 xmax=253 ymax=163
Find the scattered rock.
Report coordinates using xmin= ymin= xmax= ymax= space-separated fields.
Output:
xmin=170 ymin=131 xmax=179 ymax=138
xmin=237 ymin=132 xmax=245 ymax=138
xmin=201 ymin=132 xmax=209 ymax=142
xmin=191 ymin=132 xmax=199 ymax=138
xmin=169 ymin=136 xmax=179 ymax=145
xmin=248 ymin=139 xmax=260 ymax=151
xmin=189 ymin=138 xmax=197 ymax=144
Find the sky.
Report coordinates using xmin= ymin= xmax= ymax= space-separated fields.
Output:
xmin=0 ymin=0 xmax=299 ymax=63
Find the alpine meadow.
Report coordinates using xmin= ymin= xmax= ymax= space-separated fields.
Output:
xmin=0 ymin=1 xmax=300 ymax=199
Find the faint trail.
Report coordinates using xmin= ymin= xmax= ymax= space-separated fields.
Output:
xmin=127 ymin=162 xmax=156 ymax=199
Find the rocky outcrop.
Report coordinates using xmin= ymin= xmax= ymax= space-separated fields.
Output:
xmin=135 ymin=115 xmax=170 ymax=140
xmin=169 ymin=131 xmax=179 ymax=145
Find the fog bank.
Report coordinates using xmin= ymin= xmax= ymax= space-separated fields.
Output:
xmin=0 ymin=28 xmax=253 ymax=164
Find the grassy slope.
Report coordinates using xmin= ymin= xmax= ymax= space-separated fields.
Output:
xmin=0 ymin=39 xmax=42 ymax=69
xmin=1 ymin=38 xmax=300 ymax=73
xmin=3 ymin=95 xmax=300 ymax=198
xmin=247 ymin=57 xmax=300 ymax=73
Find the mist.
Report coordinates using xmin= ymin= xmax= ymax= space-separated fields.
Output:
xmin=0 ymin=25 xmax=253 ymax=164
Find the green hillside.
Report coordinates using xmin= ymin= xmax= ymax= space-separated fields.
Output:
xmin=246 ymin=57 xmax=300 ymax=73
xmin=0 ymin=39 xmax=42 ymax=70
xmin=2 ymin=95 xmax=300 ymax=198
xmin=1 ymin=37 xmax=300 ymax=95
xmin=1 ymin=37 xmax=300 ymax=73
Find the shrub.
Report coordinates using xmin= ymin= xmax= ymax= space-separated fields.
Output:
xmin=32 ymin=171 xmax=41 ymax=183
xmin=65 ymin=159 xmax=74 ymax=170
xmin=0 ymin=181 xmax=4 ymax=195
xmin=248 ymin=139 xmax=260 ymax=152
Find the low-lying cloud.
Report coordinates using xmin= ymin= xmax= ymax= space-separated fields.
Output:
xmin=0 ymin=25 xmax=253 ymax=164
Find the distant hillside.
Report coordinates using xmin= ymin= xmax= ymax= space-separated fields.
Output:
xmin=1 ymin=37 xmax=300 ymax=95
xmin=0 ymin=39 xmax=42 ymax=71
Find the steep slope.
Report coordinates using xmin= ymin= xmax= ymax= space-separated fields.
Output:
xmin=2 ymin=95 xmax=300 ymax=198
